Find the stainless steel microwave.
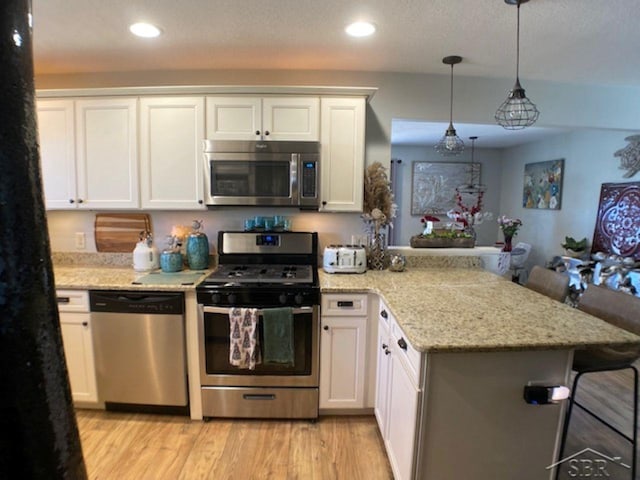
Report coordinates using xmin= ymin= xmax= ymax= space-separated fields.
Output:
xmin=203 ymin=140 xmax=320 ymax=208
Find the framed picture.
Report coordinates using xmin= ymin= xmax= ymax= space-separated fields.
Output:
xmin=411 ymin=161 xmax=480 ymax=215
xmin=523 ymin=159 xmax=564 ymax=210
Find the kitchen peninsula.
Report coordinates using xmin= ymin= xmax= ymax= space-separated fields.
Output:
xmin=319 ymin=268 xmax=640 ymax=480
xmin=53 ymin=255 xmax=640 ymax=480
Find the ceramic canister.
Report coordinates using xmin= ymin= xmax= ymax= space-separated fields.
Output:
xmin=160 ymin=251 xmax=183 ymax=272
xmin=186 ymin=232 xmax=209 ymax=270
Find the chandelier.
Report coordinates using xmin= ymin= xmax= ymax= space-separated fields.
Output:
xmin=457 ymin=136 xmax=486 ymax=194
xmin=495 ymin=0 xmax=539 ymax=130
xmin=435 ymin=56 xmax=465 ymax=156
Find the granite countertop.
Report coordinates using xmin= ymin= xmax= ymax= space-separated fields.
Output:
xmin=319 ymin=268 xmax=640 ymax=353
xmin=54 ymin=265 xmax=213 ymax=292
xmin=52 ymin=251 xmax=640 ymax=353
xmin=52 ymin=251 xmax=213 ymax=291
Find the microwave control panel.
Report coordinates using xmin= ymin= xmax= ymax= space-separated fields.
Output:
xmin=301 ymin=161 xmax=317 ymax=198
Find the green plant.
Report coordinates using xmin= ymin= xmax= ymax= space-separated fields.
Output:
xmin=420 ymin=230 xmax=472 ymax=239
xmin=561 ymin=236 xmax=587 ymax=251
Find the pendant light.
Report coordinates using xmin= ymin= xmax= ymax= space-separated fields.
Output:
xmin=457 ymin=136 xmax=486 ymax=194
xmin=495 ymin=0 xmax=539 ymax=130
xmin=435 ymin=55 xmax=465 ymax=156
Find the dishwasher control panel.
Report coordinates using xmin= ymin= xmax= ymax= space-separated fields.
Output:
xmin=89 ymin=291 xmax=184 ymax=315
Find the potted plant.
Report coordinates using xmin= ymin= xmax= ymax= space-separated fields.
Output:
xmin=561 ymin=236 xmax=588 ymax=258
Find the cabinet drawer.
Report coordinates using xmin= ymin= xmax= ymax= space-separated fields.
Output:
xmin=321 ymin=294 xmax=368 ymax=316
xmin=391 ymin=317 xmax=422 ymax=383
xmin=56 ymin=290 xmax=89 ymax=313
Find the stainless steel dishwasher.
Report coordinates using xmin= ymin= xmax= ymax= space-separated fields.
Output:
xmin=89 ymin=291 xmax=188 ymax=408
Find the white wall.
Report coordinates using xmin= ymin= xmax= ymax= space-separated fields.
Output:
xmin=390 ymin=145 xmax=503 ymax=246
xmin=498 ymin=129 xmax=639 ymax=268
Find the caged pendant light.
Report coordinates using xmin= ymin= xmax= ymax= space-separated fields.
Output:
xmin=495 ymin=0 xmax=539 ymax=130
xmin=457 ymin=136 xmax=486 ymax=194
xmin=435 ymin=56 xmax=465 ymax=156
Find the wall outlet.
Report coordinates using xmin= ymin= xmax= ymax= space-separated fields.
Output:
xmin=350 ymin=234 xmax=368 ymax=246
xmin=75 ymin=232 xmax=86 ymax=250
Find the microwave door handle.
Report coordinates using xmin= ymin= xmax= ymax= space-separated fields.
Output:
xmin=201 ymin=306 xmax=313 ymax=315
xmin=290 ymin=154 xmax=299 ymax=203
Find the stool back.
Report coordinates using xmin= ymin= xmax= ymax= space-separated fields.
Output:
xmin=577 ymin=285 xmax=640 ymax=336
xmin=525 ymin=265 xmax=570 ymax=302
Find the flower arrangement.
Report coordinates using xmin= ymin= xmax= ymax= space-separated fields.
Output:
xmin=497 ymin=215 xmax=523 ymax=237
xmin=447 ymin=189 xmax=492 ymax=230
xmin=362 ymin=162 xmax=396 ymax=235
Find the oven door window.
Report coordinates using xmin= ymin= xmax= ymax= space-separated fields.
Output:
xmin=210 ymin=161 xmax=291 ymax=198
xmin=203 ymin=310 xmax=312 ymax=375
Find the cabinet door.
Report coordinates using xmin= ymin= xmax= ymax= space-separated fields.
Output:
xmin=262 ymin=97 xmax=319 ymax=141
xmin=319 ymin=316 xmax=367 ymax=409
xmin=205 ymin=96 xmax=261 ymax=140
xmin=140 ymin=97 xmax=206 ymax=209
xmin=319 ymin=97 xmax=365 ymax=212
xmin=374 ymin=316 xmax=391 ymax=436
xmin=36 ymin=99 xmax=77 ymax=209
xmin=386 ymin=346 xmax=420 ymax=480
xmin=59 ymin=312 xmax=98 ymax=403
xmin=75 ymin=98 xmax=139 ymax=208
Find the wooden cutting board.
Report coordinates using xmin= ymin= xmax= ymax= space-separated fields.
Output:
xmin=94 ymin=213 xmax=151 ymax=253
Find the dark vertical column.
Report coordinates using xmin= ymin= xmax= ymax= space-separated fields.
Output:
xmin=0 ymin=1 xmax=87 ymax=478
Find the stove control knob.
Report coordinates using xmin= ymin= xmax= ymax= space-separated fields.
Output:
xmin=228 ymin=293 xmax=237 ymax=305
xmin=279 ymin=293 xmax=288 ymax=305
xmin=294 ymin=293 xmax=304 ymax=305
xmin=210 ymin=293 xmax=221 ymax=304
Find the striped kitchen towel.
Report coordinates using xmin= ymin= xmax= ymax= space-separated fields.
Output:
xmin=229 ymin=307 xmax=261 ymax=370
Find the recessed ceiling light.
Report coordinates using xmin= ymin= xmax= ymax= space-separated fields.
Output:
xmin=345 ymin=21 xmax=376 ymax=37
xmin=129 ymin=22 xmax=162 ymax=38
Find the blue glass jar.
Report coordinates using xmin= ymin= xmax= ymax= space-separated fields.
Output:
xmin=186 ymin=220 xmax=209 ymax=270
xmin=160 ymin=251 xmax=183 ymax=272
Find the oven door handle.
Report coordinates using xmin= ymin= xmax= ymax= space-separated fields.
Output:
xmin=201 ymin=306 xmax=314 ymax=315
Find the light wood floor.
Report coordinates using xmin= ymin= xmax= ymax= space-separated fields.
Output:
xmin=76 ymin=411 xmax=393 ymax=480
xmin=76 ymin=360 xmax=639 ymax=480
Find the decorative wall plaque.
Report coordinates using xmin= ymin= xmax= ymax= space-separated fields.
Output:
xmin=591 ymin=182 xmax=640 ymax=260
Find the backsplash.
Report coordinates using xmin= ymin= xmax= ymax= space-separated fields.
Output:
xmin=46 ymin=209 xmax=365 ymax=255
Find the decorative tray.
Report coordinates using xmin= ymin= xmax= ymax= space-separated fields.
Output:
xmin=410 ymin=235 xmax=474 ymax=249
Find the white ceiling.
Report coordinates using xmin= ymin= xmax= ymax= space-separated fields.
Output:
xmin=31 ymin=0 xmax=640 ymax=147
xmin=391 ymin=120 xmax=573 ymax=149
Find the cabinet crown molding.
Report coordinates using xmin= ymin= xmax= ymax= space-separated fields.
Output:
xmin=36 ymin=85 xmax=377 ymax=100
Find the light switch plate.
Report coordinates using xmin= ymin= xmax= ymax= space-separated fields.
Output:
xmin=75 ymin=232 xmax=86 ymax=250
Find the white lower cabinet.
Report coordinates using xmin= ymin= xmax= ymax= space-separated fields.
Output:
xmin=320 ymin=294 xmax=368 ymax=409
xmin=57 ymin=290 xmax=98 ymax=403
xmin=375 ymin=299 xmax=421 ymax=480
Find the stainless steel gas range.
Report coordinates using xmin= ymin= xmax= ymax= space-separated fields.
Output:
xmin=196 ymin=231 xmax=320 ymax=419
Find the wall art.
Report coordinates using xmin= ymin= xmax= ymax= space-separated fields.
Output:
xmin=614 ymin=135 xmax=640 ymax=178
xmin=522 ymin=159 xmax=564 ymax=210
xmin=591 ymin=181 xmax=640 ymax=260
xmin=411 ymin=161 xmax=480 ymax=215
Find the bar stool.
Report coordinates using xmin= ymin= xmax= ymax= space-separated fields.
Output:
xmin=525 ymin=265 xmax=570 ymax=302
xmin=556 ymin=285 xmax=640 ymax=479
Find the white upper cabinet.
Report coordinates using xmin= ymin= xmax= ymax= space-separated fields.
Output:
xmin=75 ymin=97 xmax=139 ymax=209
xmin=206 ymin=96 xmax=319 ymax=141
xmin=139 ymin=96 xmax=206 ymax=210
xmin=36 ymin=99 xmax=77 ymax=209
xmin=319 ymin=97 xmax=365 ymax=212
xmin=261 ymin=97 xmax=319 ymax=141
